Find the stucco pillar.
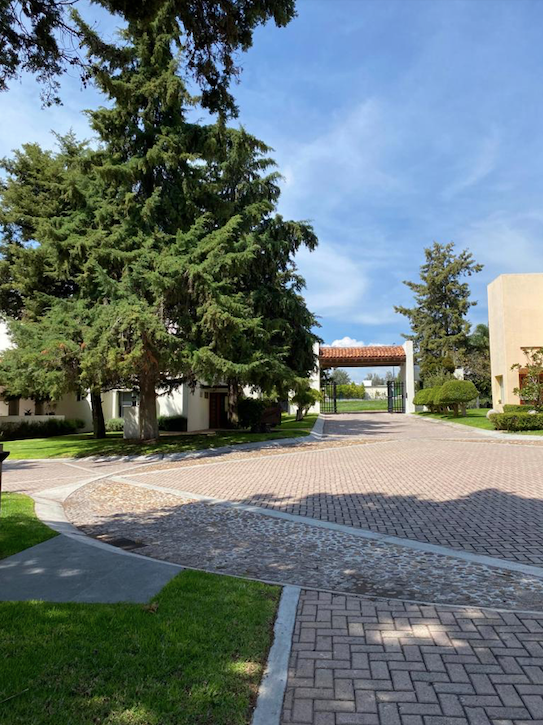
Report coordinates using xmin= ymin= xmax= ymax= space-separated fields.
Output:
xmin=403 ymin=341 xmax=416 ymax=414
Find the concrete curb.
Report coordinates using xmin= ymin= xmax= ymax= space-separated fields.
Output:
xmin=252 ymin=585 xmax=300 ymax=725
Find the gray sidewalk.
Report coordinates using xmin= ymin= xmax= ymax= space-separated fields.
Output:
xmin=0 ymin=534 xmax=180 ymax=603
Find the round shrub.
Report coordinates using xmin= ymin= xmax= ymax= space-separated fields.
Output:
xmin=237 ymin=398 xmax=267 ymax=431
xmin=435 ymin=380 xmax=478 ymax=416
xmin=413 ymin=389 xmax=431 ymax=406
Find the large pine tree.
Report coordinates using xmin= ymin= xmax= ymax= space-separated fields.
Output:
xmin=395 ymin=242 xmax=483 ymax=379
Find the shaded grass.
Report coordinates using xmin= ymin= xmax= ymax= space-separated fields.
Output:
xmin=279 ymin=413 xmax=318 ymax=430
xmin=417 ymin=408 xmax=494 ymax=430
xmin=337 ymin=399 xmax=388 ymax=412
xmin=4 ymin=426 xmax=310 ymax=460
xmin=0 ymin=570 xmax=280 ymax=725
xmin=0 ymin=493 xmax=58 ymax=560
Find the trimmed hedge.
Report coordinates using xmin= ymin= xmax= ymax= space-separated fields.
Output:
xmin=503 ymin=404 xmax=537 ymax=413
xmin=157 ymin=414 xmax=188 ymax=432
xmin=106 ymin=417 xmax=124 ymax=432
xmin=413 ymin=388 xmax=432 ymax=406
xmin=489 ymin=412 xmax=543 ymax=431
xmin=0 ymin=418 xmax=85 ymax=440
xmin=435 ymin=380 xmax=478 ymax=407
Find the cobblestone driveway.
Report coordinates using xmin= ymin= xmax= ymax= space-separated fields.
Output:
xmin=283 ymin=590 xmax=543 ymax=725
xmin=123 ymin=415 xmax=543 ymax=565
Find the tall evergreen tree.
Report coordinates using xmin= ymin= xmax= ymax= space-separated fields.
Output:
xmin=395 ymin=242 xmax=482 ymax=379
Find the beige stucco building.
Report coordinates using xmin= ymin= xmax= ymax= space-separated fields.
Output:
xmin=488 ymin=273 xmax=543 ymax=411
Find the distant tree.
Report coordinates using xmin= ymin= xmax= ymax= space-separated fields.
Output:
xmin=0 ymin=0 xmax=296 ymax=110
xmin=462 ymin=323 xmax=491 ymax=402
xmin=329 ymin=369 xmax=351 ymax=386
xmin=365 ymin=372 xmax=385 ymax=386
xmin=395 ymin=242 xmax=482 ymax=381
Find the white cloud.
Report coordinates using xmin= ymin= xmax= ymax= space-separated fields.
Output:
xmin=329 ymin=336 xmax=365 ymax=347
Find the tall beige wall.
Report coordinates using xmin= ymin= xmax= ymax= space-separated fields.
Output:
xmin=488 ymin=274 xmax=543 ymax=410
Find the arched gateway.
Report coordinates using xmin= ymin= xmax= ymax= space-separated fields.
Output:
xmin=316 ymin=341 xmax=416 ymax=414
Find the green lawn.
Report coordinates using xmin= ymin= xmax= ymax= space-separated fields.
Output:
xmin=0 ymin=570 xmax=279 ymax=725
xmin=337 ymin=399 xmax=388 ymax=412
xmin=0 ymin=492 xmax=58 ymax=559
xmin=279 ymin=413 xmax=318 ymax=430
xmin=3 ymin=422 xmax=311 ymax=460
xmin=417 ymin=408 xmax=494 ymax=430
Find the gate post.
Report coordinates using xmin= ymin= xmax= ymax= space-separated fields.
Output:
xmin=402 ymin=341 xmax=416 ymax=414
xmin=333 ymin=382 xmax=337 ymax=414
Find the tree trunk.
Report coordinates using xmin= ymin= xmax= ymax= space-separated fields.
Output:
xmin=296 ymin=405 xmax=304 ymax=422
xmin=91 ymin=389 xmax=106 ymax=439
xmin=227 ymin=378 xmax=240 ymax=427
xmin=139 ymin=373 xmax=159 ymax=441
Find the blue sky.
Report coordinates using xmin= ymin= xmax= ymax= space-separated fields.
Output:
xmin=2 ymin=0 xmax=543 ymax=380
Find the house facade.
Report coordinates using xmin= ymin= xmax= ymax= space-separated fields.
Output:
xmin=488 ymin=273 xmax=543 ymax=411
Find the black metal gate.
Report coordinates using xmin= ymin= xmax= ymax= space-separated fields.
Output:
xmin=321 ymin=382 xmax=337 ymax=413
xmin=387 ymin=381 xmax=405 ymax=413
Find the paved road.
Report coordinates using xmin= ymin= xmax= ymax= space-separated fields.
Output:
xmin=109 ymin=413 xmax=543 ymax=565
xmin=283 ymin=590 xmax=543 ymax=725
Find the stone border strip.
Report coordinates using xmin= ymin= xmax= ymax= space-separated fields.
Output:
xmin=111 ymin=474 xmax=543 ymax=580
xmin=251 ymin=585 xmax=300 ymax=725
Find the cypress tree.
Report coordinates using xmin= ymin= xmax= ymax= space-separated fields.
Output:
xmin=395 ymin=242 xmax=483 ymax=379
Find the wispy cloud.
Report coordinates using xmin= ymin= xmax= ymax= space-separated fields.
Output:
xmin=443 ymin=129 xmax=501 ymax=200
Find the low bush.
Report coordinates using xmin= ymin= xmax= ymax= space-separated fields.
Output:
xmin=489 ymin=412 xmax=543 ymax=431
xmin=157 ymin=414 xmax=188 ymax=432
xmin=503 ymin=404 xmax=536 ymax=413
xmin=105 ymin=417 xmax=124 ymax=432
xmin=336 ymin=383 xmax=366 ymax=400
xmin=413 ymin=388 xmax=431 ymax=406
xmin=237 ymin=398 xmax=268 ymax=431
xmin=0 ymin=417 xmax=84 ymax=440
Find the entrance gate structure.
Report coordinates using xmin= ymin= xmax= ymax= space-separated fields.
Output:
xmin=318 ymin=342 xmax=416 ymax=414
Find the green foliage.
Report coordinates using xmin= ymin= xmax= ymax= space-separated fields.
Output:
xmin=436 ymin=380 xmax=478 ymax=405
xmin=336 ymin=383 xmax=366 ymax=399
xmin=291 ymin=381 xmax=320 ymax=420
xmin=157 ymin=414 xmax=188 ymax=432
xmin=1 ymin=0 xmax=296 ymax=113
xmin=329 ymin=369 xmax=351 ymax=385
xmin=462 ymin=323 xmax=491 ymax=400
xmin=0 ymin=417 xmax=83 ymax=440
xmin=105 ymin=418 xmax=124 ymax=432
xmin=489 ymin=412 xmax=543 ymax=431
xmin=503 ymin=404 xmax=535 ymax=413
xmin=237 ymin=397 xmax=268 ymax=430
xmin=413 ymin=388 xmax=432 ymax=406
xmin=512 ymin=347 xmax=543 ymax=411
xmin=395 ymin=242 xmax=483 ymax=379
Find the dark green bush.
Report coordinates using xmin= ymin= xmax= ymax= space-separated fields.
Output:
xmin=237 ymin=398 xmax=267 ymax=431
xmin=106 ymin=417 xmax=124 ymax=432
xmin=0 ymin=417 xmax=83 ymax=440
xmin=157 ymin=414 xmax=188 ymax=432
xmin=489 ymin=412 xmax=543 ymax=431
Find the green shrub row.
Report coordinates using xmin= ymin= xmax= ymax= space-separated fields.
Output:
xmin=0 ymin=417 xmax=85 ymax=440
xmin=490 ymin=412 xmax=543 ymax=431
xmin=336 ymin=383 xmax=366 ymax=400
xmin=414 ymin=380 xmax=479 ymax=416
xmin=503 ymin=404 xmax=537 ymax=414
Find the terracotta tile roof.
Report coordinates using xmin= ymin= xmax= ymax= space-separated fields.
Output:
xmin=319 ymin=345 xmax=406 ymax=367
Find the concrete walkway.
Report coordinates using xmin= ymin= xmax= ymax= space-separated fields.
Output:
xmin=0 ymin=534 xmax=179 ymax=602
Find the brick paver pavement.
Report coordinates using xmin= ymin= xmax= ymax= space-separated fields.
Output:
xmin=124 ymin=414 xmax=543 ymax=565
xmin=282 ymin=590 xmax=543 ymax=725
